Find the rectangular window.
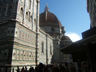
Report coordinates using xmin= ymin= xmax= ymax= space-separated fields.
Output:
xmin=50 ymin=45 xmax=52 ymax=55
xmin=5 ymin=4 xmax=8 ymax=16
xmin=41 ymin=42 xmax=44 ymax=53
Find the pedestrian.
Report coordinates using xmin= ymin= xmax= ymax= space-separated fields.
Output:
xmin=24 ymin=66 xmax=28 ymax=72
xmin=16 ymin=66 xmax=20 ymax=72
xmin=21 ymin=67 xmax=24 ymax=72
xmin=35 ymin=63 xmax=45 ymax=72
xmin=29 ymin=66 xmax=34 ymax=72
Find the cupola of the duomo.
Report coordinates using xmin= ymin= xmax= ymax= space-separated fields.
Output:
xmin=40 ymin=5 xmax=63 ymax=37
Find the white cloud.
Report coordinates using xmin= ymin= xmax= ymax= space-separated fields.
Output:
xmin=65 ymin=32 xmax=82 ymax=42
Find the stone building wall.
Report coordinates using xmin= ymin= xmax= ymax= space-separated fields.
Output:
xmin=0 ymin=21 xmax=37 ymax=66
xmin=0 ymin=21 xmax=54 ymax=66
xmin=12 ymin=22 xmax=36 ymax=66
xmin=16 ymin=0 xmax=37 ymax=31
xmin=0 ymin=21 xmax=16 ymax=65
xmin=0 ymin=0 xmax=54 ymax=67
xmin=47 ymin=35 xmax=54 ymax=64
xmin=0 ymin=0 xmax=37 ymax=31
xmin=0 ymin=0 xmax=18 ymax=22
xmin=38 ymin=29 xmax=53 ymax=64
xmin=0 ymin=0 xmax=38 ymax=66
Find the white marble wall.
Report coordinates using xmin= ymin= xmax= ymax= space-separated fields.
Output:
xmin=38 ymin=29 xmax=53 ymax=64
xmin=16 ymin=0 xmax=37 ymax=31
xmin=12 ymin=22 xmax=36 ymax=66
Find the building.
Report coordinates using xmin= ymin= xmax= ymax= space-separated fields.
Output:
xmin=0 ymin=0 xmax=41 ymax=66
xmin=0 ymin=0 xmax=54 ymax=66
xmin=40 ymin=5 xmax=72 ymax=64
xmin=62 ymin=0 xmax=96 ymax=72
xmin=0 ymin=0 xmax=72 ymax=71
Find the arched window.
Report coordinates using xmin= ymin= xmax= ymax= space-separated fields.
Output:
xmin=20 ymin=7 xmax=23 ymax=16
xmin=26 ymin=11 xmax=31 ymax=21
xmin=41 ymin=42 xmax=44 ymax=53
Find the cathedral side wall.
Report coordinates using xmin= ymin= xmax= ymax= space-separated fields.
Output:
xmin=38 ymin=29 xmax=53 ymax=64
xmin=11 ymin=22 xmax=36 ymax=66
xmin=47 ymin=36 xmax=54 ymax=64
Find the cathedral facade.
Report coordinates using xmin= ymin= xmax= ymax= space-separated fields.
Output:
xmin=0 ymin=0 xmax=72 ymax=68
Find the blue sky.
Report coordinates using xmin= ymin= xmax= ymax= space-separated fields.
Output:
xmin=40 ymin=0 xmax=90 ymax=41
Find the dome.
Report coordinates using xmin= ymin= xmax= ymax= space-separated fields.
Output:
xmin=40 ymin=6 xmax=62 ymax=27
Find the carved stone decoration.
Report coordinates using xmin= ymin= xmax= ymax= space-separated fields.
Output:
xmin=19 ymin=50 xmax=22 ymax=60
xmin=17 ymin=25 xmax=36 ymax=46
xmin=16 ymin=50 xmax=20 ymax=60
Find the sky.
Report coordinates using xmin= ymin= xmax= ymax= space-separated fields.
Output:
xmin=40 ymin=0 xmax=90 ymax=42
